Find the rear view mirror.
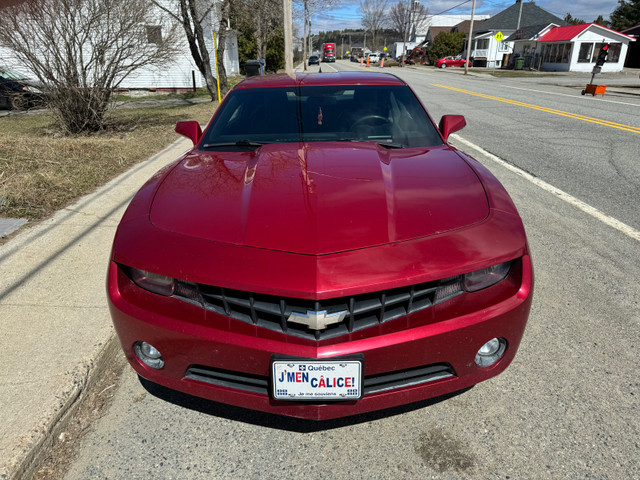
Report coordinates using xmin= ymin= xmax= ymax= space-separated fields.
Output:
xmin=175 ymin=121 xmax=202 ymax=146
xmin=439 ymin=115 xmax=466 ymax=141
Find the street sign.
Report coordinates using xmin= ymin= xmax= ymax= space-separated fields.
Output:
xmin=494 ymin=31 xmax=504 ymax=42
xmin=383 ymin=46 xmax=388 ymax=51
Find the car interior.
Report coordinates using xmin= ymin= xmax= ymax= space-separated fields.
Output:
xmin=202 ymin=85 xmax=443 ymax=149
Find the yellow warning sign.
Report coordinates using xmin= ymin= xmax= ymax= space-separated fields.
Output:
xmin=494 ymin=31 xmax=504 ymax=42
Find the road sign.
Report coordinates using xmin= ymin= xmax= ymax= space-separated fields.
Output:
xmin=494 ymin=31 xmax=504 ymax=42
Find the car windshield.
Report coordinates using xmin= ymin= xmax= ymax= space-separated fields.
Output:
xmin=0 ymin=69 xmax=26 ymax=80
xmin=201 ymin=84 xmax=443 ymax=149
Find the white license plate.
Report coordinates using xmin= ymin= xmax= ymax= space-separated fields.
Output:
xmin=271 ymin=359 xmax=363 ymax=401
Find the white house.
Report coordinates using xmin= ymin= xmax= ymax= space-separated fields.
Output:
xmin=464 ymin=0 xmax=564 ymax=68
xmin=119 ymin=0 xmax=239 ymax=91
xmin=0 ymin=0 xmax=239 ymax=92
xmin=532 ymin=23 xmax=635 ymax=73
xmin=390 ymin=14 xmax=490 ymax=60
xmin=415 ymin=14 xmax=490 ymax=44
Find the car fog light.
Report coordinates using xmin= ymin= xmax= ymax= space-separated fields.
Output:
xmin=134 ymin=341 xmax=165 ymax=369
xmin=475 ymin=338 xmax=507 ymax=367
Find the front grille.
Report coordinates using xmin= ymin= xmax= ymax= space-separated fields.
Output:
xmin=185 ymin=366 xmax=269 ymax=394
xmin=172 ymin=278 xmax=463 ymax=340
xmin=184 ymin=363 xmax=456 ymax=397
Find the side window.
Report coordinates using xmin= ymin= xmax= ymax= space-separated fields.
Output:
xmin=578 ymin=43 xmax=593 ymax=62
xmin=146 ymin=25 xmax=162 ymax=45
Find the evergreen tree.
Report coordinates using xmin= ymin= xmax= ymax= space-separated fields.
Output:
xmin=564 ymin=13 xmax=585 ymax=25
xmin=593 ymin=15 xmax=611 ymax=27
xmin=429 ymin=32 xmax=465 ymax=62
xmin=610 ymin=0 xmax=640 ymax=31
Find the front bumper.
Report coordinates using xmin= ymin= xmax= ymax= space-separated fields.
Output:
xmin=108 ymin=255 xmax=533 ymax=421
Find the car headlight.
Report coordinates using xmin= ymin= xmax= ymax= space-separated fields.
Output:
xmin=463 ymin=261 xmax=512 ymax=292
xmin=129 ymin=267 xmax=175 ymax=296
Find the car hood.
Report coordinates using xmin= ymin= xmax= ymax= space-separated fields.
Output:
xmin=150 ymin=142 xmax=489 ymax=255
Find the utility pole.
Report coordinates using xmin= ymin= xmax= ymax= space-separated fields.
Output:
xmin=516 ymin=0 xmax=524 ymax=31
xmin=464 ymin=0 xmax=476 ymax=75
xmin=302 ymin=0 xmax=309 ymax=71
xmin=283 ymin=0 xmax=293 ymax=74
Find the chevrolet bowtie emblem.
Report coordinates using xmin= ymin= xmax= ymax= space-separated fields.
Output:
xmin=287 ymin=310 xmax=348 ymax=330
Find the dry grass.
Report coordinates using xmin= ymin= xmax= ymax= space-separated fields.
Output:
xmin=0 ymin=101 xmax=215 ymax=219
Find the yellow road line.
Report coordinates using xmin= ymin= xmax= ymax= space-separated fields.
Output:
xmin=432 ymin=84 xmax=640 ymax=135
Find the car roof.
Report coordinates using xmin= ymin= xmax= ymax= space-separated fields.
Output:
xmin=234 ymin=72 xmax=407 ymax=90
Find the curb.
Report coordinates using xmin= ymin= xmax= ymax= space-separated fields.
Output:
xmin=0 ymin=136 xmax=191 ymax=480
xmin=11 ymin=336 xmax=121 ymax=480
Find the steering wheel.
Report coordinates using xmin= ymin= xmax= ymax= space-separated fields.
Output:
xmin=351 ymin=114 xmax=391 ymax=129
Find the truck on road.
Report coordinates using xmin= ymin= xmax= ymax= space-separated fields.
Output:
xmin=322 ymin=43 xmax=336 ymax=62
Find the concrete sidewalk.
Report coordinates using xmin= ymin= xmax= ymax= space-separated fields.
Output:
xmin=0 ymin=137 xmax=191 ymax=479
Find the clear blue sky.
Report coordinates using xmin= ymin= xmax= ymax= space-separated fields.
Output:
xmin=308 ymin=0 xmax=621 ymax=34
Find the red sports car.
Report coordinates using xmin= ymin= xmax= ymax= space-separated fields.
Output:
xmin=435 ymin=56 xmax=471 ymax=68
xmin=108 ymin=72 xmax=533 ymax=421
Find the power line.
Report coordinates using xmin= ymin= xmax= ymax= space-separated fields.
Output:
xmin=429 ymin=0 xmax=472 ymax=17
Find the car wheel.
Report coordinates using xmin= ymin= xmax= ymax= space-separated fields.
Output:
xmin=10 ymin=95 xmax=26 ymax=110
xmin=440 ymin=63 xmax=447 ymax=69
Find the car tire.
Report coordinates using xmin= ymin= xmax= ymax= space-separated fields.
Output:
xmin=440 ymin=64 xmax=447 ymax=69
xmin=10 ymin=95 xmax=26 ymax=110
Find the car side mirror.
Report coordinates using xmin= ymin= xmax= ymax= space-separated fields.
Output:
xmin=439 ymin=115 xmax=466 ymax=141
xmin=175 ymin=121 xmax=202 ymax=146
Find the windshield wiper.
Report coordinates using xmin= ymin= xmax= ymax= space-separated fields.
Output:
xmin=202 ymin=140 xmax=268 ymax=149
xmin=334 ymin=138 xmax=405 ymax=149
xmin=376 ymin=142 xmax=404 ymax=149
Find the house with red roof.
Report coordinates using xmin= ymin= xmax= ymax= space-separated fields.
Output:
xmin=508 ymin=23 xmax=635 ymax=72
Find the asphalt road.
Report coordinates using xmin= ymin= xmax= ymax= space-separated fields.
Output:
xmin=61 ymin=63 xmax=640 ymax=479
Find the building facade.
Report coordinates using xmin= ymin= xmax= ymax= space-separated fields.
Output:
xmin=509 ymin=23 xmax=635 ymax=72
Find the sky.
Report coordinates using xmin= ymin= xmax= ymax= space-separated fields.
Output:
xmin=307 ymin=0 xmax=622 ymax=34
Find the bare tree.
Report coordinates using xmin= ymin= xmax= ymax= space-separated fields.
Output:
xmin=0 ymin=0 xmax=180 ymax=133
xmin=152 ymin=0 xmax=231 ymax=101
xmin=389 ymin=0 xmax=428 ymax=64
xmin=360 ymin=0 xmax=388 ymax=51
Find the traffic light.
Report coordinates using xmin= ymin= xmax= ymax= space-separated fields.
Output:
xmin=596 ymin=44 xmax=609 ymax=67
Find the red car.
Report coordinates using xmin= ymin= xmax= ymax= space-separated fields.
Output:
xmin=108 ymin=72 xmax=533 ymax=421
xmin=435 ymin=56 xmax=470 ymax=68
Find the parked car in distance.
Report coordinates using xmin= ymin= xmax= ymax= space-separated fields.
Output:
xmin=308 ymin=55 xmax=320 ymax=65
xmin=108 ymin=72 xmax=533 ymax=421
xmin=367 ymin=53 xmax=380 ymax=63
xmin=435 ymin=56 xmax=470 ymax=68
xmin=0 ymin=68 xmax=44 ymax=110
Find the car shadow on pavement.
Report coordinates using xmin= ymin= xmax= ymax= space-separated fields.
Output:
xmin=138 ymin=376 xmax=472 ymax=432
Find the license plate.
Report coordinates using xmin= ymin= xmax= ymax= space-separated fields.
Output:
xmin=271 ymin=358 xmax=363 ymax=401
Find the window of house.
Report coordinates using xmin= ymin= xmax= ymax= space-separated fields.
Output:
xmin=541 ymin=43 xmax=571 ymax=63
xmin=578 ymin=43 xmax=593 ymax=62
xmin=146 ymin=25 xmax=162 ymax=45
xmin=498 ymin=40 xmax=510 ymax=52
xmin=476 ymin=39 xmax=489 ymax=50
xmin=607 ymin=43 xmax=622 ymax=63
xmin=585 ymin=42 xmax=623 ymax=63
xmin=554 ymin=44 xmax=563 ymax=62
xmin=561 ymin=43 xmax=571 ymax=63
xmin=591 ymin=43 xmax=606 ymax=63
